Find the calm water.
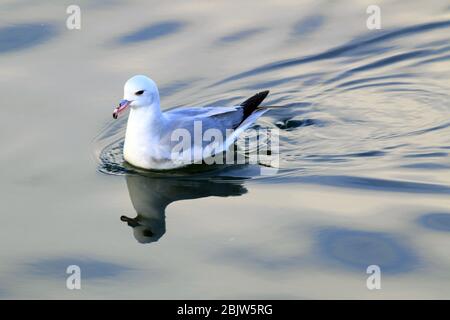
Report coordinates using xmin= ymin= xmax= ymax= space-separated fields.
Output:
xmin=1 ymin=0 xmax=450 ymax=299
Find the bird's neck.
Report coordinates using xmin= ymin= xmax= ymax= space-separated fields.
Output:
xmin=124 ymin=103 xmax=166 ymax=165
xmin=127 ymin=103 xmax=164 ymax=132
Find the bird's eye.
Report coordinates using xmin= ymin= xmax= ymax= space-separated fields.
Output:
xmin=135 ymin=90 xmax=145 ymax=96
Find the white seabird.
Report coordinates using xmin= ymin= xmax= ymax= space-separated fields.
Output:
xmin=112 ymin=75 xmax=269 ymax=170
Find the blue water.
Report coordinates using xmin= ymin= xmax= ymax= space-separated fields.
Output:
xmin=1 ymin=0 xmax=449 ymax=298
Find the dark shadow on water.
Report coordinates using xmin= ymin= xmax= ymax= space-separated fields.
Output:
xmin=26 ymin=257 xmax=130 ymax=279
xmin=305 ymin=175 xmax=450 ymax=194
xmin=418 ymin=213 xmax=450 ymax=232
xmin=401 ymin=163 xmax=450 ymax=170
xmin=267 ymin=175 xmax=450 ymax=195
xmin=117 ymin=21 xmax=185 ymax=44
xmin=121 ymin=174 xmax=247 ymax=244
xmin=275 ymin=118 xmax=320 ymax=130
xmin=305 ymin=150 xmax=386 ymax=159
xmin=336 ymin=45 xmax=396 ymax=63
xmin=404 ymin=152 xmax=448 ymax=158
xmin=291 ymin=15 xmax=324 ymax=38
xmin=317 ymin=228 xmax=417 ymax=273
xmin=0 ymin=23 xmax=57 ymax=54
xmin=217 ymin=28 xmax=265 ymax=44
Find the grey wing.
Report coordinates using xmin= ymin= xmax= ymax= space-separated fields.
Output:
xmin=158 ymin=105 xmax=269 ymax=164
xmin=159 ymin=106 xmax=244 ymax=158
xmin=164 ymin=106 xmax=244 ymax=131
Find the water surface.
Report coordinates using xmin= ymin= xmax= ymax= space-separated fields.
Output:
xmin=1 ymin=0 xmax=450 ymax=299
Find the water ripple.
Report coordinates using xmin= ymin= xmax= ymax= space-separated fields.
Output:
xmin=212 ymin=19 xmax=450 ymax=85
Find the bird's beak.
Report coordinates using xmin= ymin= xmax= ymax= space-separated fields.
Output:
xmin=113 ymin=99 xmax=131 ymax=119
xmin=120 ymin=215 xmax=141 ymax=228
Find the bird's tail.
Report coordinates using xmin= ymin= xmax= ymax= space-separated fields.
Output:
xmin=240 ymin=90 xmax=270 ymax=119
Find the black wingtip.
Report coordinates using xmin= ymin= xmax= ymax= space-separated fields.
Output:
xmin=240 ymin=90 xmax=270 ymax=119
xmin=259 ymin=90 xmax=270 ymax=97
xmin=240 ymin=90 xmax=270 ymax=108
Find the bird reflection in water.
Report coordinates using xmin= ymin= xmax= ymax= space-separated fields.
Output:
xmin=121 ymin=174 xmax=247 ymax=244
